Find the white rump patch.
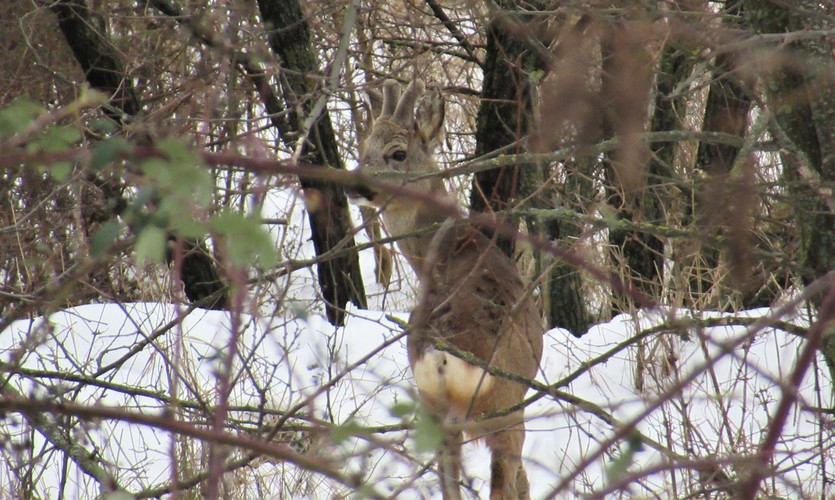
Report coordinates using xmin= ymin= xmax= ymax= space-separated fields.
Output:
xmin=412 ymin=347 xmax=494 ymax=410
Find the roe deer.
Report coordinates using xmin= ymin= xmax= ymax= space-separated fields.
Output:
xmin=347 ymin=79 xmax=544 ymax=499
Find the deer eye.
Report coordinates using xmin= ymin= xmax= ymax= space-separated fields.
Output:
xmin=390 ymin=150 xmax=407 ymax=162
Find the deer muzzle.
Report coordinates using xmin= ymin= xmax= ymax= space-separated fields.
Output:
xmin=344 ymin=182 xmax=378 ymax=206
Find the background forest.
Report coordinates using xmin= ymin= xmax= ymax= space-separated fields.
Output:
xmin=1 ymin=0 xmax=834 ymax=498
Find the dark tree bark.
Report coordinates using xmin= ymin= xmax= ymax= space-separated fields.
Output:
xmin=52 ymin=0 xmax=228 ymax=310
xmin=746 ymin=1 xmax=835 ymax=282
xmin=617 ymin=42 xmax=692 ymax=302
xmin=474 ymin=4 xmax=594 ymax=336
xmin=607 ymin=39 xmax=692 ymax=309
xmin=527 ymin=15 xmax=597 ymax=337
xmin=532 ymin=154 xmax=595 ymax=336
xmin=600 ymin=18 xmax=659 ymax=311
xmin=470 ymin=3 xmax=545 ymax=257
xmin=744 ymin=0 xmax=835 ymax=380
xmin=52 ymin=0 xmax=140 ymax=123
xmin=688 ymin=2 xmax=756 ymax=309
xmin=256 ymin=0 xmax=366 ymax=325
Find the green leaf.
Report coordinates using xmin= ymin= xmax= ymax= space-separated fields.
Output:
xmin=156 ymin=137 xmax=199 ymax=166
xmin=211 ymin=211 xmax=276 ymax=269
xmin=0 ymin=97 xmax=44 ymax=136
xmin=139 ymin=139 xmax=213 ymax=209
xmin=49 ymin=161 xmax=73 ymax=181
xmin=131 ymin=187 xmax=158 ymax=209
xmin=156 ymin=197 xmax=206 ymax=239
xmin=414 ymin=412 xmax=443 ymax=452
xmin=330 ymin=420 xmax=366 ymax=445
xmin=209 ymin=212 xmax=240 ymax=234
xmin=598 ymin=203 xmax=619 ymax=224
xmin=627 ymin=431 xmax=644 ymax=452
xmin=135 ymin=225 xmax=167 ymax=265
xmin=90 ymin=221 xmax=123 ymax=257
xmin=169 ymin=215 xmax=207 ymax=240
xmin=389 ymin=402 xmax=416 ymax=418
xmin=605 ymin=432 xmax=644 ymax=485
xmin=46 ymin=125 xmax=82 ymax=148
xmin=288 ymin=302 xmax=310 ymax=322
xmin=91 ymin=137 xmax=130 ymax=170
xmin=88 ymin=118 xmax=117 ymax=134
xmin=156 ymin=139 xmax=213 ymax=208
xmin=28 ymin=125 xmax=82 ymax=153
xmin=528 ymin=68 xmax=546 ymax=85
xmin=139 ymin=158 xmax=171 ymax=184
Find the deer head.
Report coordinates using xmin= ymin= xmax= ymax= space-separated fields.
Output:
xmin=348 ymin=79 xmax=447 ymax=209
xmin=347 ymin=79 xmax=451 ymax=268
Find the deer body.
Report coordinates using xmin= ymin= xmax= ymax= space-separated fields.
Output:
xmin=348 ymin=80 xmax=543 ymax=499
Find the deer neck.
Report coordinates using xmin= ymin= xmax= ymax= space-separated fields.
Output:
xmin=381 ymin=177 xmax=451 ymax=272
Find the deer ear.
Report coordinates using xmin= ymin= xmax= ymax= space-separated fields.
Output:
xmin=415 ymin=86 xmax=444 ymax=148
xmin=367 ymin=88 xmax=383 ymax=118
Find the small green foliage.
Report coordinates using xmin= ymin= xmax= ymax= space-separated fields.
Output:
xmin=389 ymin=400 xmax=441 ymax=453
xmin=156 ymin=197 xmax=205 ymax=239
xmin=49 ymin=161 xmax=73 ymax=181
xmin=211 ymin=210 xmax=276 ymax=269
xmin=90 ymin=137 xmax=130 ymax=170
xmin=353 ymin=482 xmax=378 ymax=499
xmin=152 ymin=138 xmax=214 ymax=208
xmin=117 ymin=138 xmax=217 ymax=259
xmin=528 ymin=68 xmax=546 ymax=86
xmin=330 ymin=419 xmax=367 ymax=445
xmin=605 ymin=431 xmax=644 ymax=485
xmin=21 ymin=122 xmax=83 ymax=182
xmin=90 ymin=220 xmax=124 ymax=257
xmin=288 ymin=302 xmax=310 ymax=322
xmin=0 ymin=96 xmax=44 ymax=136
xmin=135 ymin=225 xmax=168 ymax=265
xmin=597 ymin=203 xmax=619 ymax=224
xmin=414 ymin=411 xmax=443 ymax=452
xmin=30 ymin=125 xmax=82 ymax=153
xmin=0 ymin=97 xmax=87 ymax=187
xmin=389 ymin=401 xmax=417 ymax=418
xmin=130 ymin=188 xmax=158 ymax=211
xmin=88 ymin=118 xmax=117 ymax=134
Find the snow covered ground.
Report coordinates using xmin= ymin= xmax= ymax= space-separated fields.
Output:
xmin=2 ymin=300 xmax=830 ymax=498
xmin=1 ymin=191 xmax=832 ymax=498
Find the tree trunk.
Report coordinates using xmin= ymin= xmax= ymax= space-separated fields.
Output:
xmin=528 ymin=15 xmax=598 ymax=336
xmin=53 ymin=0 xmax=228 ymax=310
xmin=256 ymin=0 xmax=366 ymax=325
xmin=470 ymin=3 xmax=544 ymax=257
xmin=600 ymin=18 xmax=660 ymax=311
xmin=689 ymin=2 xmax=756 ymax=309
xmin=537 ymin=159 xmax=595 ymax=337
xmin=52 ymin=0 xmax=140 ymax=123
xmin=744 ymin=0 xmax=835 ymax=382
xmin=473 ymin=4 xmax=596 ymax=336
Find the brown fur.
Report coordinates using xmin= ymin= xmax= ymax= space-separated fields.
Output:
xmin=347 ymin=79 xmax=544 ymax=499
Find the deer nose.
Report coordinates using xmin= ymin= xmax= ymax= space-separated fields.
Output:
xmin=344 ymin=184 xmax=377 ymax=204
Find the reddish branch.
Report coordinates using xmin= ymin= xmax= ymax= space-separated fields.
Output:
xmin=206 ymin=267 xmax=248 ymax=498
xmin=545 ymin=271 xmax=835 ymax=497
xmin=738 ymin=279 xmax=835 ymax=499
xmin=0 ymin=394 xmax=367 ymax=495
